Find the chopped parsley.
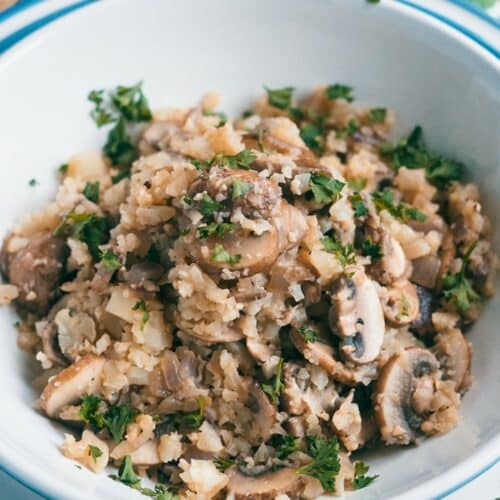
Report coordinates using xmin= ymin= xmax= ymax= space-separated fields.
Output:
xmin=326 ymin=84 xmax=354 ymax=102
xmin=59 ymin=163 xmax=69 ymax=174
xmin=297 ymin=436 xmax=340 ymax=492
xmin=197 ymin=222 xmax=235 ymax=239
xmin=213 ymin=456 xmax=235 ymax=472
xmin=54 ymin=211 xmax=109 ymax=260
xmin=361 ymin=240 xmax=383 ymax=260
xmin=203 ymin=109 xmax=227 ymax=127
xmin=442 ymin=241 xmax=480 ymax=312
xmin=211 ymin=149 xmax=257 ymax=170
xmin=199 ymin=194 xmax=222 ymax=218
xmin=83 ymin=181 xmax=100 ymax=203
xmin=262 ymin=357 xmax=284 ymax=405
xmin=352 ymin=461 xmax=379 ymax=489
xmin=269 ymin=434 xmax=300 ymax=459
xmin=368 ymin=108 xmax=387 ymax=123
xmin=322 ymin=237 xmax=356 ymax=267
xmin=28 ymin=178 xmax=38 ymax=187
xmin=154 ymin=398 xmax=205 ymax=435
xmin=309 ymin=174 xmax=345 ymax=204
xmin=132 ymin=300 xmax=150 ymax=330
xmin=265 ymin=86 xmax=295 ymax=110
xmin=336 ymin=119 xmax=359 ymax=138
xmin=350 ymin=192 xmax=368 ymax=217
xmin=300 ymin=122 xmax=324 ymax=154
xmin=88 ymin=445 xmax=103 ymax=463
xmin=111 ymin=456 xmax=178 ymax=500
xmin=232 ymin=179 xmax=253 ymax=199
xmin=298 ymin=326 xmax=318 ymax=343
xmin=372 ymin=189 xmax=427 ymax=222
xmin=380 ymin=125 xmax=463 ymax=188
xmin=210 ymin=244 xmax=241 ymax=265
xmin=79 ymin=395 xmax=139 ymax=443
xmin=99 ymin=250 xmax=122 ymax=272
xmin=88 ymin=82 xmax=151 ymax=166
xmin=111 ymin=168 xmax=131 ymax=184
xmin=347 ymin=178 xmax=367 ymax=191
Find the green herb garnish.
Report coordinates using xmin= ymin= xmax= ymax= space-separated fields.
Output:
xmin=353 ymin=461 xmax=379 ymax=489
xmin=350 ymin=192 xmax=368 ymax=217
xmin=80 ymin=394 xmax=105 ymax=429
xmin=372 ymin=189 xmax=427 ymax=222
xmin=155 ymin=398 xmax=205 ymax=434
xmin=297 ymin=436 xmax=341 ymax=492
xmin=210 ymin=244 xmax=241 ymax=265
xmin=269 ymin=434 xmax=300 ymax=460
xmin=203 ymin=109 xmax=227 ymax=127
xmin=211 ymin=149 xmax=257 ymax=170
xmin=88 ymin=445 xmax=103 ymax=463
xmin=265 ymin=86 xmax=295 ymax=110
xmin=213 ymin=456 xmax=235 ymax=472
xmin=262 ymin=357 xmax=284 ymax=405
xmin=326 ymin=84 xmax=354 ymax=102
xmin=199 ymin=194 xmax=222 ymax=218
xmin=99 ymin=250 xmax=122 ymax=272
xmin=132 ymin=300 xmax=150 ymax=330
xmin=368 ymin=108 xmax=387 ymax=123
xmin=298 ymin=326 xmax=318 ymax=343
xmin=300 ymin=122 xmax=324 ymax=154
xmin=336 ymin=119 xmax=359 ymax=138
xmin=112 ymin=168 xmax=131 ymax=184
xmin=322 ymin=237 xmax=356 ymax=267
xmin=105 ymin=405 xmax=140 ymax=443
xmin=347 ymin=178 xmax=367 ymax=191
xmin=197 ymin=222 xmax=236 ymax=239
xmin=309 ymin=174 xmax=345 ymax=204
xmin=232 ymin=179 xmax=253 ymax=199
xmin=361 ymin=240 xmax=383 ymax=260
xmin=83 ymin=181 xmax=100 ymax=203
xmin=442 ymin=241 xmax=480 ymax=312
xmin=28 ymin=178 xmax=38 ymax=187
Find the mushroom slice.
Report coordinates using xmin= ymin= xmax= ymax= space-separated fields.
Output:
xmin=39 ymin=354 xmax=105 ymax=418
xmin=40 ymin=321 xmax=67 ymax=366
xmin=411 ymin=255 xmax=441 ymax=289
xmin=374 ymin=347 xmax=439 ymax=445
xmin=409 ymin=285 xmax=434 ymax=337
xmin=227 ymin=468 xmax=304 ymax=500
xmin=246 ymin=381 xmax=277 ymax=443
xmin=434 ymin=328 xmax=472 ymax=393
xmin=331 ymin=270 xmax=385 ymax=364
xmin=290 ymin=330 xmax=375 ymax=386
xmin=383 ymin=280 xmax=420 ymax=327
xmin=381 ymin=235 xmax=407 ymax=282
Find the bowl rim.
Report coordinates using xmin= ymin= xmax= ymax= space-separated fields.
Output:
xmin=0 ymin=1 xmax=498 ymax=499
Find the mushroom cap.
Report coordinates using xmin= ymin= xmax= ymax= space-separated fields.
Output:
xmin=434 ymin=328 xmax=472 ymax=393
xmin=40 ymin=321 xmax=67 ymax=366
xmin=332 ymin=270 xmax=385 ymax=364
xmin=374 ymin=347 xmax=439 ymax=445
xmin=382 ymin=280 xmax=420 ymax=327
xmin=227 ymin=468 xmax=304 ymax=500
xmin=39 ymin=354 xmax=105 ymax=417
xmin=411 ymin=255 xmax=441 ymax=289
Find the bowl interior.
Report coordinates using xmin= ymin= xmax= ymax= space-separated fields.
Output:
xmin=0 ymin=0 xmax=498 ymax=499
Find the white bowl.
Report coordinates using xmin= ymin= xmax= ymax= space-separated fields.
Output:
xmin=0 ymin=1 xmax=498 ymax=499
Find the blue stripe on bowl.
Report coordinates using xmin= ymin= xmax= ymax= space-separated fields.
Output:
xmin=447 ymin=0 xmax=500 ymax=28
xmin=0 ymin=1 xmax=498 ymax=499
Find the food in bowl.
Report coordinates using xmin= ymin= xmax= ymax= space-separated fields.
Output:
xmin=0 ymin=82 xmax=495 ymax=498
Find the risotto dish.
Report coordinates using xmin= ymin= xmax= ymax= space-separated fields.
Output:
xmin=0 ymin=82 xmax=495 ymax=499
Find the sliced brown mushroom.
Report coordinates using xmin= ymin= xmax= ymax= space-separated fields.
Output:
xmin=40 ymin=321 xmax=67 ymax=366
xmin=331 ymin=270 xmax=385 ymax=364
xmin=0 ymin=233 xmax=68 ymax=314
xmin=39 ymin=354 xmax=105 ymax=417
xmin=382 ymin=280 xmax=420 ymax=327
xmin=374 ymin=347 xmax=439 ymax=445
xmin=226 ymin=467 xmax=304 ymax=500
xmin=411 ymin=255 xmax=441 ymax=289
xmin=290 ymin=329 xmax=376 ymax=386
xmin=409 ymin=285 xmax=434 ymax=336
xmin=434 ymin=328 xmax=472 ymax=393
xmin=247 ymin=381 xmax=277 ymax=443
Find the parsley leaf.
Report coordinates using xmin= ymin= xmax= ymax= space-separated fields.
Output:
xmin=99 ymin=250 xmax=122 ymax=272
xmin=112 ymin=168 xmax=131 ymax=184
xmin=59 ymin=163 xmax=69 ymax=174
xmin=350 ymin=192 xmax=368 ymax=217
xmin=309 ymin=174 xmax=345 ymax=204
xmin=54 ymin=211 xmax=109 ymax=260
xmin=115 ymin=455 xmax=141 ymax=487
xmin=326 ymin=84 xmax=354 ymax=102
xmin=213 ymin=457 xmax=235 ymax=472
xmin=297 ymin=436 xmax=341 ymax=492
xmin=132 ymin=300 xmax=150 ymax=330
xmin=336 ymin=119 xmax=359 ymax=138
xmin=262 ymin=357 xmax=284 ymax=405
xmin=154 ymin=397 xmax=205 ymax=435
xmin=80 ymin=394 xmax=105 ymax=429
xmin=199 ymin=194 xmax=222 ymax=218
xmin=269 ymin=434 xmax=300 ymax=459
xmin=380 ymin=126 xmax=463 ymax=188
xmin=347 ymin=178 xmax=367 ymax=191
xmin=361 ymin=240 xmax=383 ymax=260
xmin=203 ymin=109 xmax=227 ymax=127
xmin=88 ymin=89 xmax=115 ymax=127
xmin=111 ymin=82 xmax=152 ymax=122
xmin=104 ymin=117 xmax=137 ymax=166
xmin=372 ymin=189 xmax=427 ymax=222
xmin=322 ymin=237 xmax=356 ymax=267
xmin=88 ymin=445 xmax=103 ymax=463
xmin=28 ymin=178 xmax=38 ymax=187
xmin=197 ymin=222 xmax=235 ymax=239
xmin=211 ymin=244 xmax=241 ymax=265
xmin=83 ymin=181 xmax=100 ymax=203
xmin=300 ymin=122 xmax=324 ymax=154
xmin=368 ymin=108 xmax=387 ymax=123
xmin=232 ymin=179 xmax=253 ymax=199
xmin=265 ymin=86 xmax=295 ymax=110
xmin=104 ymin=405 xmax=139 ymax=443
xmin=442 ymin=241 xmax=480 ymax=312
xmin=353 ymin=461 xmax=379 ymax=489
xmin=211 ymin=149 xmax=256 ymax=170
xmin=298 ymin=326 xmax=318 ymax=343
